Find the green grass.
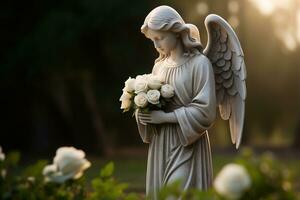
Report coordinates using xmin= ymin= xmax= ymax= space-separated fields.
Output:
xmin=85 ymin=156 xmax=147 ymax=192
xmin=85 ymin=152 xmax=300 ymax=193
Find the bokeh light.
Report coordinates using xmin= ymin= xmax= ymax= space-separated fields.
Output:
xmin=228 ymin=0 xmax=240 ymax=14
xmin=248 ymin=0 xmax=300 ymax=51
xmin=196 ymin=2 xmax=209 ymax=16
xmin=228 ymin=15 xmax=239 ymax=28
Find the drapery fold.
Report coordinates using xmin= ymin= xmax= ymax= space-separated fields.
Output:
xmin=135 ymin=54 xmax=216 ymax=199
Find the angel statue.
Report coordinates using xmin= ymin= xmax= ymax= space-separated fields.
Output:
xmin=135 ymin=5 xmax=246 ymax=199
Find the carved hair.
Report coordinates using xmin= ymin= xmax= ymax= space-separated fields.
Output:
xmin=141 ymin=6 xmax=203 ymax=63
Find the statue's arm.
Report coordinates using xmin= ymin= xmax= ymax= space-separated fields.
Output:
xmin=135 ymin=110 xmax=153 ymax=143
xmin=138 ymin=110 xmax=177 ymax=124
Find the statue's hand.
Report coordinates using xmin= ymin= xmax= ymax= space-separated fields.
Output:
xmin=138 ymin=110 xmax=178 ymax=124
xmin=135 ymin=110 xmax=147 ymax=125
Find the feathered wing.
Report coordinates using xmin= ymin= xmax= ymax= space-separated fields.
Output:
xmin=203 ymin=14 xmax=246 ymax=149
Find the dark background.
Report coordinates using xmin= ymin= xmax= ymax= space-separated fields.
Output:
xmin=1 ymin=0 xmax=300 ymax=155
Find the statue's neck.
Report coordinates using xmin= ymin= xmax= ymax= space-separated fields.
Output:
xmin=168 ymin=42 xmax=185 ymax=65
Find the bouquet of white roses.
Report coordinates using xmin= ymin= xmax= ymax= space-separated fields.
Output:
xmin=119 ymin=74 xmax=175 ymax=113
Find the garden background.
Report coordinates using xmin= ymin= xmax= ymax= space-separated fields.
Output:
xmin=1 ymin=0 xmax=300 ymax=195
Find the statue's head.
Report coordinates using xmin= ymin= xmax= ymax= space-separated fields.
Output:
xmin=141 ymin=6 xmax=203 ymax=62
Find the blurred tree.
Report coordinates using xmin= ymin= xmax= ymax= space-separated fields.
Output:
xmin=1 ymin=0 xmax=299 ymax=154
xmin=293 ymin=117 xmax=300 ymax=148
xmin=0 ymin=0 xmax=169 ymax=154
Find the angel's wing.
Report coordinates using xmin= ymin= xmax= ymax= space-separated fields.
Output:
xmin=203 ymin=14 xmax=246 ymax=149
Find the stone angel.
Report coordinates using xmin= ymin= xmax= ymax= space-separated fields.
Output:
xmin=134 ymin=5 xmax=246 ymax=199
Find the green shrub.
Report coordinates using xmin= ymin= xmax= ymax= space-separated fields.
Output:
xmin=0 ymin=151 xmax=139 ymax=200
xmin=0 ymin=147 xmax=299 ymax=200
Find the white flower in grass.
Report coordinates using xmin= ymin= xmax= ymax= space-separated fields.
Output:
xmin=0 ymin=146 xmax=5 ymax=161
xmin=147 ymin=90 xmax=160 ymax=105
xmin=43 ymin=146 xmax=91 ymax=184
xmin=134 ymin=92 xmax=148 ymax=108
xmin=214 ymin=164 xmax=251 ymax=200
xmin=43 ymin=164 xmax=57 ymax=176
xmin=161 ymin=84 xmax=175 ymax=98
xmin=148 ymin=75 xmax=162 ymax=89
xmin=1 ymin=169 xmax=6 ymax=178
xmin=27 ymin=176 xmax=35 ymax=183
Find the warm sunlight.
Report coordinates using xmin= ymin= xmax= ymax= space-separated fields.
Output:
xmin=248 ymin=0 xmax=293 ymax=16
xmin=196 ymin=2 xmax=208 ymax=16
xmin=249 ymin=0 xmax=300 ymax=51
xmin=297 ymin=9 xmax=300 ymax=42
xmin=255 ymin=0 xmax=275 ymax=15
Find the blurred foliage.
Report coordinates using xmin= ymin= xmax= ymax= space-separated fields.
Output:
xmin=155 ymin=148 xmax=300 ymax=200
xmin=0 ymin=151 xmax=141 ymax=200
xmin=1 ymin=0 xmax=166 ymax=153
xmin=235 ymin=149 xmax=298 ymax=199
xmin=1 ymin=0 xmax=300 ymax=153
xmin=89 ymin=162 xmax=139 ymax=200
xmin=1 ymin=149 xmax=299 ymax=199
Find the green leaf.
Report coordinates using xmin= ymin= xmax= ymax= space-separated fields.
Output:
xmin=124 ymin=193 xmax=140 ymax=200
xmin=23 ymin=160 xmax=48 ymax=178
xmin=100 ymin=162 xmax=114 ymax=178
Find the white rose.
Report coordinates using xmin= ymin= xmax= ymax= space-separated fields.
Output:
xmin=214 ymin=164 xmax=251 ymax=200
xmin=43 ymin=164 xmax=58 ymax=176
xmin=0 ymin=146 xmax=5 ymax=161
xmin=1 ymin=169 xmax=6 ymax=178
xmin=119 ymin=91 xmax=132 ymax=101
xmin=124 ymin=77 xmax=136 ymax=92
xmin=134 ymin=75 xmax=148 ymax=94
xmin=43 ymin=146 xmax=91 ymax=183
xmin=148 ymin=75 xmax=162 ymax=89
xmin=119 ymin=91 xmax=132 ymax=111
xmin=147 ymin=90 xmax=160 ymax=105
xmin=120 ymin=99 xmax=132 ymax=111
xmin=161 ymin=84 xmax=175 ymax=98
xmin=27 ymin=176 xmax=35 ymax=183
xmin=134 ymin=92 xmax=148 ymax=108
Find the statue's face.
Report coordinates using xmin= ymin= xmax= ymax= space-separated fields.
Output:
xmin=146 ymin=29 xmax=178 ymax=55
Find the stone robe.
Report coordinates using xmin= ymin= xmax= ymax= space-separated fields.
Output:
xmin=136 ymin=54 xmax=217 ymax=199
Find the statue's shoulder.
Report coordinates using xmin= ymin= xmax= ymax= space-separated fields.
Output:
xmin=189 ymin=54 xmax=211 ymax=71
xmin=191 ymin=54 xmax=211 ymax=65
